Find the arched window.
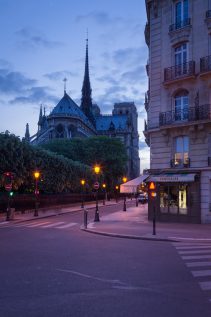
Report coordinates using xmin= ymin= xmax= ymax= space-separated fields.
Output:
xmin=56 ymin=124 xmax=65 ymax=138
xmin=174 ymin=90 xmax=189 ymax=121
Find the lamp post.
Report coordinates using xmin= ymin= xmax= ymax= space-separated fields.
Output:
xmin=94 ymin=165 xmax=100 ymax=222
xmin=115 ymin=185 xmax=119 ymax=203
xmin=102 ymin=183 xmax=106 ymax=205
xmin=122 ymin=177 xmax=127 ymax=211
xmin=34 ymin=171 xmax=40 ymax=217
xmin=80 ymin=179 xmax=85 ymax=208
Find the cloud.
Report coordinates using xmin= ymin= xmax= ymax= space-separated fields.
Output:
xmin=76 ymin=11 xmax=124 ymax=25
xmin=0 ymin=69 xmax=36 ymax=94
xmin=15 ymin=27 xmax=63 ymax=50
xmin=9 ymin=86 xmax=58 ymax=105
xmin=44 ymin=70 xmax=77 ymax=81
xmin=112 ymin=47 xmax=147 ymax=67
xmin=121 ymin=66 xmax=146 ymax=84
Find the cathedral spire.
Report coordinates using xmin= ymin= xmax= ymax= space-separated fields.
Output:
xmin=38 ymin=104 xmax=43 ymax=131
xmin=24 ymin=123 xmax=30 ymax=142
xmin=80 ymin=36 xmax=95 ymax=126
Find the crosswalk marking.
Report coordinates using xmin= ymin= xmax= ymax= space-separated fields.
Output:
xmin=26 ymin=221 xmax=51 ymax=227
xmin=199 ymin=281 xmax=211 ymax=291
xmin=178 ymin=249 xmax=211 ymax=255
xmin=42 ymin=221 xmax=65 ymax=228
xmin=191 ymin=270 xmax=211 ymax=277
xmin=176 ymin=245 xmax=211 ymax=250
xmin=56 ymin=223 xmax=77 ymax=229
xmin=181 ymin=254 xmax=211 ymax=260
xmin=186 ymin=261 xmax=211 ymax=267
xmin=173 ymin=242 xmax=211 ymax=302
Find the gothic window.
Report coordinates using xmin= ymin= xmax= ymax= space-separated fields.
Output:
xmin=56 ymin=124 xmax=65 ymax=138
xmin=174 ymin=90 xmax=189 ymax=121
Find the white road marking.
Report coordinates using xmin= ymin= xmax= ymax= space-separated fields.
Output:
xmin=199 ymin=281 xmax=211 ymax=291
xmin=175 ymin=245 xmax=211 ymax=250
xmin=56 ymin=223 xmax=78 ymax=229
xmin=26 ymin=221 xmax=51 ymax=227
xmin=42 ymin=221 xmax=65 ymax=228
xmin=181 ymin=254 xmax=211 ymax=260
xmin=56 ymin=268 xmax=127 ymax=285
xmin=178 ymin=249 xmax=211 ymax=255
xmin=186 ymin=261 xmax=211 ymax=268
xmin=191 ymin=270 xmax=211 ymax=277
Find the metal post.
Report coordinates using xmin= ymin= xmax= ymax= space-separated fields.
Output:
xmin=84 ymin=209 xmax=88 ymax=229
xmin=136 ymin=194 xmax=138 ymax=207
xmin=6 ymin=193 xmax=11 ymax=221
xmin=123 ymin=195 xmax=126 ymax=211
xmin=81 ymin=189 xmax=84 ymax=209
xmin=153 ymin=204 xmax=156 ymax=235
xmin=94 ymin=190 xmax=100 ymax=222
xmin=34 ymin=179 xmax=38 ymax=217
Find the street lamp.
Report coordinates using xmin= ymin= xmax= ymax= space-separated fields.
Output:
xmin=34 ymin=171 xmax=40 ymax=217
xmin=102 ymin=183 xmax=106 ymax=205
xmin=94 ymin=165 xmax=100 ymax=222
xmin=115 ymin=185 xmax=119 ymax=203
xmin=122 ymin=177 xmax=127 ymax=211
xmin=80 ymin=179 xmax=85 ymax=208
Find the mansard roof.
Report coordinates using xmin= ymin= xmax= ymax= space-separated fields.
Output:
xmin=49 ymin=92 xmax=95 ymax=130
xmin=95 ymin=114 xmax=128 ymax=131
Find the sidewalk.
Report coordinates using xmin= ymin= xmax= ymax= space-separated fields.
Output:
xmin=1 ymin=201 xmax=211 ymax=242
xmin=82 ymin=204 xmax=211 ymax=242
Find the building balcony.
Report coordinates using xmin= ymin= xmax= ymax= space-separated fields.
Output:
xmin=170 ymin=158 xmax=190 ymax=168
xmin=200 ymin=55 xmax=211 ymax=74
xmin=208 ymin=157 xmax=211 ymax=167
xmin=144 ymin=91 xmax=149 ymax=112
xmin=169 ymin=18 xmax=191 ymax=33
xmin=164 ymin=61 xmax=195 ymax=84
xmin=159 ymin=104 xmax=211 ymax=127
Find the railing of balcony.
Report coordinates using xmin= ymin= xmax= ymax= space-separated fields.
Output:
xmin=159 ymin=104 xmax=210 ymax=126
xmin=144 ymin=119 xmax=148 ymax=131
xmin=208 ymin=157 xmax=211 ymax=167
xmin=170 ymin=158 xmax=190 ymax=168
xmin=206 ymin=10 xmax=211 ymax=18
xmin=200 ymin=55 xmax=211 ymax=73
xmin=164 ymin=61 xmax=195 ymax=82
xmin=169 ymin=18 xmax=191 ymax=32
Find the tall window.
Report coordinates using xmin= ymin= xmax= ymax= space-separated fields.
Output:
xmin=175 ymin=0 xmax=189 ymax=28
xmin=174 ymin=90 xmax=189 ymax=121
xmin=174 ymin=136 xmax=189 ymax=167
xmin=175 ymin=43 xmax=188 ymax=76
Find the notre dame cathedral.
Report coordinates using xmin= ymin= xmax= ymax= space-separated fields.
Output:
xmin=24 ymin=40 xmax=140 ymax=179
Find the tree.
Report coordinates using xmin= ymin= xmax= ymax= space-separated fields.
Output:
xmin=41 ymin=136 xmax=128 ymax=190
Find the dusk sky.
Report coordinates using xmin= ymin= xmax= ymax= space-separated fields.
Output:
xmin=0 ymin=0 xmax=149 ymax=171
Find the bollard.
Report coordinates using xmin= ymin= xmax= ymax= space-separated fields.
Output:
xmin=153 ymin=205 xmax=156 ymax=235
xmin=84 ymin=209 xmax=88 ymax=229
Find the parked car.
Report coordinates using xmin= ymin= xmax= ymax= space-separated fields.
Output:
xmin=138 ymin=193 xmax=148 ymax=204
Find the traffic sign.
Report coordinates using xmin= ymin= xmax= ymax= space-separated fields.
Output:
xmin=94 ymin=182 xmax=100 ymax=190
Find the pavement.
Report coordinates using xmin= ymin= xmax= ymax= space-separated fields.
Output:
xmin=1 ymin=200 xmax=211 ymax=242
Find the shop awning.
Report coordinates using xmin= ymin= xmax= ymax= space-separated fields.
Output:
xmin=147 ymin=173 xmax=196 ymax=183
xmin=120 ymin=175 xmax=149 ymax=193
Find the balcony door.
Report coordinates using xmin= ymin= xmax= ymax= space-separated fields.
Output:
xmin=175 ymin=91 xmax=189 ymax=121
xmin=175 ymin=0 xmax=189 ymax=28
xmin=175 ymin=43 xmax=188 ymax=77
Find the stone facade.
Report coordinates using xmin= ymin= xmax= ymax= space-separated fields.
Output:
xmin=145 ymin=0 xmax=211 ymax=223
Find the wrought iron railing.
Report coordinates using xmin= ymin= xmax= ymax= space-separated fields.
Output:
xmin=164 ymin=61 xmax=195 ymax=82
xmin=200 ymin=55 xmax=211 ymax=73
xmin=206 ymin=10 xmax=211 ymax=18
xmin=159 ymin=104 xmax=210 ymax=126
xmin=169 ymin=18 xmax=191 ymax=32
xmin=170 ymin=158 xmax=190 ymax=168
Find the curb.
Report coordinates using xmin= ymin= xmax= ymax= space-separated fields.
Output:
xmin=80 ymin=227 xmax=179 ymax=242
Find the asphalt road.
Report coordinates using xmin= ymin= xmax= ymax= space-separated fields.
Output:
xmin=0 ymin=204 xmax=211 ymax=317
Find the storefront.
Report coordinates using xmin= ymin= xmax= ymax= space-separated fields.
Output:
xmin=147 ymin=173 xmax=201 ymax=223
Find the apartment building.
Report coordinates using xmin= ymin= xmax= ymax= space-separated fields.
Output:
xmin=144 ymin=0 xmax=211 ymax=223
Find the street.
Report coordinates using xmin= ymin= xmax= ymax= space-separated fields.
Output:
xmin=0 ymin=204 xmax=211 ymax=317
